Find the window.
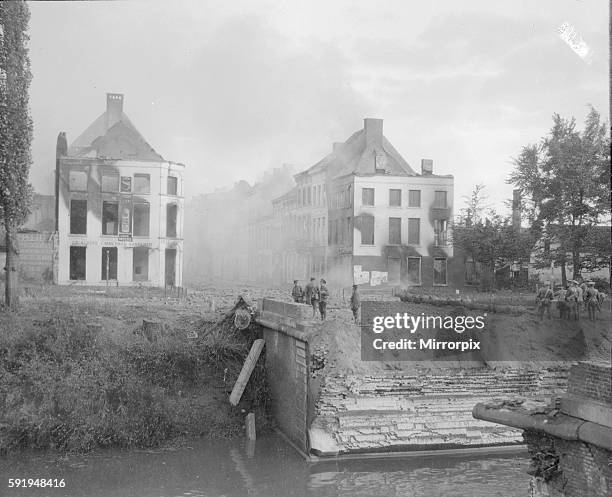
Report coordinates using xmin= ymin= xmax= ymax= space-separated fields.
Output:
xmin=133 ymin=247 xmax=149 ymax=281
xmin=346 ymin=216 xmax=351 ymax=243
xmin=389 ymin=189 xmax=401 ymax=207
xmin=407 ymin=257 xmax=421 ymax=285
xmin=133 ymin=202 xmax=150 ymax=237
xmin=69 ymin=246 xmax=86 ymax=280
xmin=70 ymin=199 xmax=87 ymax=234
xmin=101 ymin=247 xmax=118 ymax=280
xmin=167 ymin=176 xmax=178 ymax=196
xmin=120 ymin=176 xmax=132 ymax=193
xmin=134 ymin=174 xmax=151 ymax=194
xmin=102 ymin=201 xmax=118 ymax=235
xmin=362 ymin=188 xmax=375 ymax=206
xmin=101 ymin=173 xmax=119 ymax=193
xmin=69 ymin=171 xmax=87 ymax=191
xmin=434 ymin=219 xmax=448 ymax=246
xmin=434 ymin=191 xmax=448 ymax=208
xmin=408 ymin=218 xmax=420 ymax=244
xmin=307 ymin=187 xmax=311 ymax=205
xmin=408 ymin=190 xmax=421 ymax=207
xmin=389 ymin=217 xmax=401 ymax=244
xmin=433 ymin=257 xmax=448 ymax=285
xmin=166 ymin=204 xmax=177 ymax=238
xmin=361 ymin=215 xmax=374 ymax=245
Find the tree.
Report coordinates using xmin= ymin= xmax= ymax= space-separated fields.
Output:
xmin=453 ymin=185 xmax=535 ymax=290
xmin=509 ymin=107 xmax=611 ymax=284
xmin=0 ymin=1 xmax=34 ymax=308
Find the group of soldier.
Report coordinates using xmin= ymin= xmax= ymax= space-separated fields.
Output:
xmin=535 ymin=279 xmax=606 ymax=322
xmin=291 ymin=279 xmax=361 ymax=324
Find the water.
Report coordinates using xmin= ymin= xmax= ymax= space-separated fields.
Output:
xmin=0 ymin=435 xmax=530 ymax=497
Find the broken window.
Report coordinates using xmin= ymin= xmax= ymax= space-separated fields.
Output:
xmin=389 ymin=217 xmax=401 ymax=244
xmin=434 ymin=191 xmax=448 ymax=208
xmin=389 ymin=189 xmax=401 ymax=207
xmin=433 ymin=257 xmax=448 ymax=285
xmin=133 ymin=202 xmax=150 ymax=237
xmin=407 ymin=257 xmax=421 ymax=285
xmin=434 ymin=219 xmax=448 ymax=246
xmin=408 ymin=190 xmax=421 ymax=207
xmin=70 ymin=199 xmax=87 ymax=234
xmin=408 ymin=218 xmax=420 ymax=244
xmin=101 ymin=247 xmax=118 ymax=280
xmin=133 ymin=247 xmax=149 ymax=281
xmin=134 ymin=174 xmax=151 ymax=194
xmin=361 ymin=215 xmax=374 ymax=245
xmin=166 ymin=203 xmax=177 ymax=238
xmin=167 ymin=176 xmax=178 ymax=196
xmin=101 ymin=173 xmax=119 ymax=192
xmin=69 ymin=246 xmax=86 ymax=280
xmin=120 ymin=176 xmax=132 ymax=193
xmin=69 ymin=171 xmax=87 ymax=191
xmin=102 ymin=201 xmax=118 ymax=235
xmin=362 ymin=188 xmax=375 ymax=206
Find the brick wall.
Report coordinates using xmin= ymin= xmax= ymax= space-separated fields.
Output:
xmin=314 ymin=368 xmax=569 ymax=453
xmin=566 ymin=361 xmax=612 ymax=404
xmin=525 ymin=433 xmax=612 ymax=497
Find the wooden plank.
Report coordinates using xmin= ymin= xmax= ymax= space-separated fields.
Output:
xmin=246 ymin=412 xmax=256 ymax=441
xmin=229 ymin=339 xmax=265 ymax=406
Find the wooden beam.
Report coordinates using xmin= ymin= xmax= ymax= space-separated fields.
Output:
xmin=229 ymin=339 xmax=265 ymax=406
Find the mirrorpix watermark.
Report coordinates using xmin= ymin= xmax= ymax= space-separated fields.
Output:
xmin=360 ymin=301 xmax=487 ymax=361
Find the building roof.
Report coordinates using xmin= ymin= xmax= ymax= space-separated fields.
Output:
xmin=297 ymin=119 xmax=416 ymax=181
xmin=68 ymin=94 xmax=164 ymax=162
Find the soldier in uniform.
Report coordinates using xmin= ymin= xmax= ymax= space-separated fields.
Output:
xmin=584 ymin=280 xmax=599 ymax=321
xmin=319 ymin=278 xmax=329 ymax=321
xmin=565 ymin=280 xmax=580 ymax=321
xmin=291 ymin=280 xmax=304 ymax=303
xmin=305 ymin=277 xmax=319 ymax=318
xmin=535 ymin=281 xmax=554 ymax=321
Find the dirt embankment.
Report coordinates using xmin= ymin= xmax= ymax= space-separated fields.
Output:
xmin=306 ymin=297 xmax=611 ymax=375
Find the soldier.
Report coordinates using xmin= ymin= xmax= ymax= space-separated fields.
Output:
xmin=584 ymin=280 xmax=599 ymax=321
xmin=319 ymin=278 xmax=329 ymax=321
xmin=555 ymin=285 xmax=568 ymax=319
xmin=291 ymin=280 xmax=304 ymax=303
xmin=535 ymin=281 xmax=554 ymax=321
xmin=565 ymin=280 xmax=580 ymax=321
xmin=305 ymin=277 xmax=319 ymax=318
xmin=350 ymin=284 xmax=361 ymax=325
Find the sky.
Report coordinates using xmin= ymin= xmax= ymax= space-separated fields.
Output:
xmin=27 ymin=0 xmax=609 ymax=213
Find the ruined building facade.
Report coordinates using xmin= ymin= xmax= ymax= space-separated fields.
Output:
xmin=56 ymin=93 xmax=185 ymax=286
xmin=265 ymin=118 xmax=458 ymax=288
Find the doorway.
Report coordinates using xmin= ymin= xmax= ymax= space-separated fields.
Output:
xmin=165 ymin=249 xmax=176 ymax=286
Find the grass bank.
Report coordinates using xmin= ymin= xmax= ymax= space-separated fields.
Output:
xmin=0 ymin=291 xmax=270 ymax=454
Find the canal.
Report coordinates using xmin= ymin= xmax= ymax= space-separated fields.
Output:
xmin=0 ymin=434 xmax=530 ymax=497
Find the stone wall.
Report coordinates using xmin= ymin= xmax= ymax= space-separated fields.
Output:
xmin=257 ymin=298 xmax=312 ymax=453
xmin=312 ymin=368 xmax=569 ymax=455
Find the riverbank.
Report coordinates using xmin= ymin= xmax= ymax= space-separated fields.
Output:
xmin=0 ymin=287 xmax=271 ymax=454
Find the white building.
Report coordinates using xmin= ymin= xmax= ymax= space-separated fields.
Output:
xmin=55 ymin=93 xmax=185 ymax=286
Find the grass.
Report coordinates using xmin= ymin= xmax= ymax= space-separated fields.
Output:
xmin=0 ymin=291 xmax=271 ymax=454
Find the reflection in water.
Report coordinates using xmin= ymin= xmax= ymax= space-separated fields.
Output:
xmin=0 ymin=434 xmax=529 ymax=497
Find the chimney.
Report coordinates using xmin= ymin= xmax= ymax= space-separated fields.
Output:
xmin=421 ymin=159 xmax=433 ymax=175
xmin=512 ymin=189 xmax=521 ymax=230
xmin=364 ymin=118 xmax=383 ymax=146
xmin=105 ymin=93 xmax=124 ymax=131
xmin=55 ymin=132 xmax=68 ymax=232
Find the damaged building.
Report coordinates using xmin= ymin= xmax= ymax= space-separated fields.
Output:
xmin=55 ymin=93 xmax=185 ymax=286
xmin=271 ymin=118 xmax=458 ymax=288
